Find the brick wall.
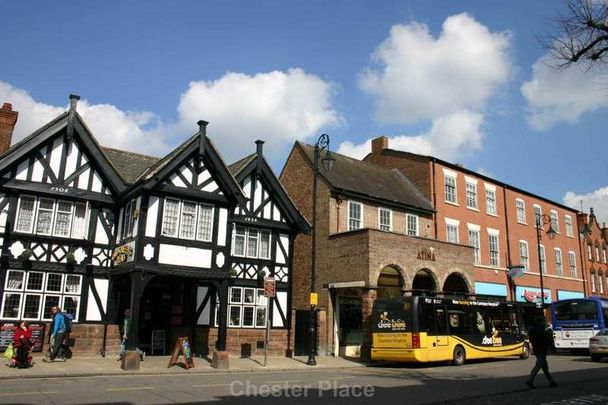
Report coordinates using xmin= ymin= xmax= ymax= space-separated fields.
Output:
xmin=194 ymin=327 xmax=289 ymax=357
xmin=0 ymin=103 xmax=18 ymax=155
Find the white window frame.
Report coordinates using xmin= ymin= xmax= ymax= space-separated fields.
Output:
xmin=445 ymin=218 xmax=460 ymax=244
xmin=468 ymin=226 xmax=481 ymax=264
xmin=539 ymin=244 xmax=546 ymax=274
xmin=588 ymin=244 xmax=593 ymax=261
xmin=568 ymin=251 xmax=577 ymax=278
xmin=15 ymin=195 xmax=36 ymax=233
xmin=604 ymin=248 xmax=607 ymax=264
xmin=600 ymin=272 xmax=605 ymax=294
xmin=519 ymin=240 xmax=529 ymax=271
xmin=406 ymin=214 xmax=419 ymax=237
xmin=231 ymin=226 xmax=271 ymax=260
xmin=488 ymin=229 xmax=500 ymax=267
xmin=378 ymin=207 xmax=392 ymax=232
xmin=565 ymin=215 xmax=573 ymax=237
xmin=196 ymin=203 xmax=215 ymax=242
xmin=444 ymin=174 xmax=457 ymax=204
xmin=465 ymin=178 xmax=478 ymax=210
xmin=348 ymin=201 xmax=363 ymax=231
xmin=533 ymin=204 xmax=542 ymax=226
xmin=592 ymin=272 xmax=597 ymax=292
xmin=485 ymin=185 xmax=497 ymax=216
xmin=221 ymin=287 xmax=268 ymax=329
xmin=554 ymin=248 xmax=563 ymax=276
xmin=2 ymin=270 xmax=81 ymax=321
xmin=161 ymin=198 xmax=215 ymax=241
xmin=35 ymin=198 xmax=55 ymax=236
xmin=516 ymin=199 xmax=526 ymax=224
xmin=550 ymin=210 xmax=560 ymax=233
xmin=596 ymin=246 xmax=601 ymax=262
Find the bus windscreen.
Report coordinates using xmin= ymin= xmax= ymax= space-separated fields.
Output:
xmin=554 ymin=300 xmax=598 ymax=321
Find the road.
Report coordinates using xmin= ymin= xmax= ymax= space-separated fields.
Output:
xmin=1 ymin=354 xmax=607 ymax=404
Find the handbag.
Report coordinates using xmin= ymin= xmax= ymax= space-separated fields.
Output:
xmin=3 ymin=343 xmax=14 ymax=360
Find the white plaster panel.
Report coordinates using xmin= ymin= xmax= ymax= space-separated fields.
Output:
xmin=132 ymin=197 xmax=141 ymax=238
xmin=78 ymin=168 xmax=91 ymax=191
xmin=197 ymin=286 xmax=210 ymax=325
xmin=15 ymin=161 xmax=28 ymax=181
xmin=198 ymin=169 xmax=211 ymax=186
xmin=158 ymin=244 xmax=212 ymax=268
xmin=64 ymin=141 xmax=78 ymax=183
xmin=145 ymin=196 xmax=159 ymax=237
xmin=263 ymin=201 xmax=272 ymax=220
xmin=95 ymin=216 xmax=109 ymax=244
xmin=180 ymin=165 xmax=193 ymax=185
xmin=202 ymin=181 xmax=218 ymax=193
xmin=170 ymin=173 xmax=186 ymax=188
xmin=272 ymin=291 xmax=287 ymax=327
xmin=280 ymin=234 xmax=290 ymax=263
xmin=31 ymin=159 xmax=44 ymax=182
xmin=86 ymin=279 xmax=108 ymax=322
xmin=49 ymin=137 xmax=63 ymax=179
xmin=91 ymin=171 xmax=103 ymax=193
xmin=217 ymin=208 xmax=228 ymax=246
xmin=242 ymin=177 xmax=251 ymax=199
xmin=273 ymin=206 xmax=281 ymax=222
xmin=253 ymin=179 xmax=262 ymax=211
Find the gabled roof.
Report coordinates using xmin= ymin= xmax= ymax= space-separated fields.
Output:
xmin=229 ymin=151 xmax=311 ymax=234
xmin=0 ymin=112 xmax=127 ymax=195
xmin=136 ymin=131 xmax=247 ymax=207
xmin=296 ymin=141 xmax=433 ymax=213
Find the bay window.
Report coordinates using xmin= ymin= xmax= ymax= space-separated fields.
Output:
xmin=161 ymin=198 xmax=215 ymax=242
xmin=15 ymin=195 xmax=88 ymax=239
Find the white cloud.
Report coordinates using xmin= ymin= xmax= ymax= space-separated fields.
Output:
xmin=563 ymin=187 xmax=608 ymax=225
xmin=359 ymin=13 xmax=511 ymax=124
xmin=338 ymin=110 xmax=483 ymax=161
xmin=177 ymin=69 xmax=340 ymax=162
xmin=521 ymin=56 xmax=608 ymax=130
xmin=0 ymin=81 xmax=170 ymax=156
xmin=1 ymin=68 xmax=340 ymax=161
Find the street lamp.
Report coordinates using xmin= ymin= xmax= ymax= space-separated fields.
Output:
xmin=535 ymin=213 xmax=557 ymax=320
xmin=307 ymin=134 xmax=335 ymax=366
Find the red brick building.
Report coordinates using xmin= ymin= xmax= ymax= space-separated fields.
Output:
xmin=578 ymin=208 xmax=608 ymax=297
xmin=365 ymin=136 xmax=585 ymax=305
xmin=280 ymin=142 xmax=475 ymax=359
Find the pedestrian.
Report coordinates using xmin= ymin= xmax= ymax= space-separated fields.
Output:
xmin=526 ymin=316 xmax=557 ymax=388
xmin=43 ymin=306 xmax=66 ymax=362
xmin=12 ymin=321 xmax=33 ymax=368
xmin=119 ymin=309 xmax=145 ymax=361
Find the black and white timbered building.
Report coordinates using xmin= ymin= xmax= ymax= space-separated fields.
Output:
xmin=0 ymin=95 xmax=309 ymax=359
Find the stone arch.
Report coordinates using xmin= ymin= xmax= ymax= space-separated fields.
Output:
xmin=411 ymin=268 xmax=439 ymax=296
xmin=376 ymin=265 xmax=405 ymax=299
xmin=442 ymin=271 xmax=472 ymax=296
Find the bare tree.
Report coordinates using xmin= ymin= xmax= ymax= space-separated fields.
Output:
xmin=545 ymin=0 xmax=608 ymax=71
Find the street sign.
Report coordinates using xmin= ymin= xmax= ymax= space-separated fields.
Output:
xmin=264 ymin=277 xmax=276 ymax=298
xmin=310 ymin=292 xmax=318 ymax=306
xmin=508 ymin=265 xmax=525 ymax=279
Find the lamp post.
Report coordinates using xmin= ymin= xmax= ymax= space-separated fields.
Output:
xmin=535 ymin=213 xmax=557 ymax=320
xmin=307 ymin=134 xmax=335 ymax=366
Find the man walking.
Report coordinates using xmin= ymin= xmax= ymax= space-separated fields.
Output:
xmin=526 ymin=316 xmax=557 ymax=388
xmin=43 ymin=306 xmax=66 ymax=362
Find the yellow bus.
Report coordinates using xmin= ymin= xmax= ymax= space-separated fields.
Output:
xmin=371 ymin=296 xmax=531 ymax=365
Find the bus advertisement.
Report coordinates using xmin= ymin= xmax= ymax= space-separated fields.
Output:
xmin=371 ymin=296 xmax=530 ymax=366
xmin=550 ymin=297 xmax=608 ymax=350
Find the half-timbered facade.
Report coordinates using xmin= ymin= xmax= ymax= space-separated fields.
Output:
xmin=0 ymin=96 xmax=308 ymax=361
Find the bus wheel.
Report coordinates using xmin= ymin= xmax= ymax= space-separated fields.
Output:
xmin=452 ymin=346 xmax=466 ymax=366
xmin=520 ymin=343 xmax=530 ymax=360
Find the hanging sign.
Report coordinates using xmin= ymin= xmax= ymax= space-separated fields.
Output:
xmin=264 ymin=277 xmax=276 ymax=298
xmin=508 ymin=265 xmax=525 ymax=279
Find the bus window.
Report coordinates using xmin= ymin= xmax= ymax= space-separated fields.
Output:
xmin=554 ymin=300 xmax=597 ymax=321
xmin=436 ymin=307 xmax=447 ymax=335
xmin=447 ymin=310 xmax=466 ymax=335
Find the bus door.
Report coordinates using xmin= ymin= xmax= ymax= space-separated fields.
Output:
xmin=434 ymin=306 xmax=449 ymax=347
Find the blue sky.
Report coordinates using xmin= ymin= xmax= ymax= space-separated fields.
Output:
xmin=1 ymin=1 xmax=607 ymax=222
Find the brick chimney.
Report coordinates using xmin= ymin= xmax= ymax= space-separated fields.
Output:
xmin=0 ymin=103 xmax=18 ymax=154
xmin=371 ymin=136 xmax=388 ymax=154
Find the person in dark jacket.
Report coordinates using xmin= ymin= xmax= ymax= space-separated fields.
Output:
xmin=526 ymin=316 xmax=557 ymax=388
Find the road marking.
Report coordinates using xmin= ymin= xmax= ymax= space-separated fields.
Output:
xmin=192 ymin=383 xmax=233 ymax=388
xmin=106 ymin=387 xmax=154 ymax=392
xmin=0 ymin=391 xmax=59 ymax=397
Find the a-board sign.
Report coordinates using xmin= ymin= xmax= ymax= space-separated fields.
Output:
xmin=0 ymin=322 xmax=46 ymax=352
xmin=167 ymin=336 xmax=194 ymax=370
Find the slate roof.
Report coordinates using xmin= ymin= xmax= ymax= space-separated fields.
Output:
xmin=296 ymin=141 xmax=433 ymax=212
xmin=228 ymin=153 xmax=256 ymax=176
xmin=101 ymin=147 xmax=160 ymax=184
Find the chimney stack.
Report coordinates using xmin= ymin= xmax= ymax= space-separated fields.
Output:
xmin=0 ymin=103 xmax=18 ymax=154
xmin=371 ymin=136 xmax=388 ymax=154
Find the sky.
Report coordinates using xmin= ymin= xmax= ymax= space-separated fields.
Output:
xmin=1 ymin=1 xmax=608 ymax=223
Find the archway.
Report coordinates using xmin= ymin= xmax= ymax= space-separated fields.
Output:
xmin=377 ymin=266 xmax=403 ymax=299
xmin=412 ymin=269 xmax=437 ymax=296
xmin=443 ymin=272 xmax=470 ymax=296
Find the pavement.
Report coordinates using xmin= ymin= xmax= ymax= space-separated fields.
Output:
xmin=0 ymin=354 xmax=365 ymax=380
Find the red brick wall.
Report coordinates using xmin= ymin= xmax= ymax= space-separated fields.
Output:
xmin=0 ymin=103 xmax=18 ymax=154
xmin=194 ymin=327 xmax=289 ymax=357
xmin=580 ymin=211 xmax=608 ymax=298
